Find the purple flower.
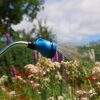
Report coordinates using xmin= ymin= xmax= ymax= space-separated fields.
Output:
xmin=55 ymin=51 xmax=58 ymax=62
xmin=34 ymin=50 xmax=37 ymax=64
xmin=11 ymin=67 xmax=17 ymax=76
xmin=5 ymin=33 xmax=11 ymax=44
xmin=52 ymin=57 xmax=55 ymax=62
xmin=5 ymin=33 xmax=11 ymax=40
xmin=61 ymin=54 xmax=65 ymax=61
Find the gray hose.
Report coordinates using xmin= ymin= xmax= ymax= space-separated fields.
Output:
xmin=0 ymin=41 xmax=30 ymax=56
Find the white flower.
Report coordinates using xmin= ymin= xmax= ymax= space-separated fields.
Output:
xmin=55 ymin=72 xmax=62 ymax=81
xmin=58 ymin=96 xmax=64 ymax=100
xmin=89 ymin=89 xmax=97 ymax=97
xmin=95 ymin=62 xmax=100 ymax=66
xmin=48 ymin=97 xmax=55 ymax=100
xmin=80 ymin=97 xmax=88 ymax=100
xmin=96 ymin=82 xmax=100 ymax=86
xmin=8 ymin=91 xmax=16 ymax=97
xmin=54 ymin=62 xmax=60 ymax=68
xmin=0 ymin=75 xmax=8 ymax=84
xmin=92 ymin=66 xmax=100 ymax=75
xmin=0 ymin=86 xmax=6 ymax=92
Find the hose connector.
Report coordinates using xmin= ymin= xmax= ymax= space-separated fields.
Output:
xmin=27 ymin=38 xmax=57 ymax=58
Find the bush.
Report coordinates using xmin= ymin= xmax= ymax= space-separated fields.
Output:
xmin=0 ymin=43 xmax=34 ymax=67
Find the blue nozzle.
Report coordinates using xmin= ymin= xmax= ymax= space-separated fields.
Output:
xmin=28 ymin=38 xmax=57 ymax=58
xmin=35 ymin=38 xmax=57 ymax=58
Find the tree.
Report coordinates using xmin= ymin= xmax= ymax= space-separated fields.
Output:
xmin=32 ymin=20 xmax=56 ymax=41
xmin=0 ymin=0 xmax=44 ymax=35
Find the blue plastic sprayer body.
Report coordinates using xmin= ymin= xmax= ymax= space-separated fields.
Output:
xmin=0 ymin=38 xmax=57 ymax=58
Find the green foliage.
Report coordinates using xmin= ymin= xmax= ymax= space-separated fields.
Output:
xmin=33 ymin=20 xmax=56 ymax=41
xmin=79 ymin=40 xmax=100 ymax=61
xmin=0 ymin=0 xmax=44 ymax=34
xmin=0 ymin=43 xmax=34 ymax=67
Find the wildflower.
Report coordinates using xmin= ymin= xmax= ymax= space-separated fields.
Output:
xmin=54 ymin=62 xmax=60 ymax=68
xmin=89 ymin=89 xmax=97 ymax=97
xmin=58 ymin=96 xmax=64 ymax=100
xmin=92 ymin=66 xmax=100 ymax=75
xmin=76 ymin=90 xmax=87 ymax=97
xmin=61 ymin=54 xmax=65 ymax=61
xmin=43 ymin=77 xmax=50 ymax=82
xmin=24 ymin=64 xmax=43 ymax=75
xmin=8 ymin=91 xmax=16 ymax=97
xmin=32 ymin=82 xmax=40 ymax=89
xmin=30 ymin=81 xmax=34 ymax=84
xmin=34 ymin=50 xmax=38 ymax=64
xmin=25 ymin=72 xmax=32 ymax=78
xmin=92 ymin=66 xmax=100 ymax=81
xmin=88 ymin=76 xmax=97 ymax=82
xmin=28 ymin=74 xmax=33 ymax=79
xmin=55 ymin=72 xmax=62 ymax=81
xmin=55 ymin=51 xmax=58 ymax=62
xmin=11 ymin=67 xmax=17 ymax=76
xmin=24 ymin=64 xmax=35 ymax=71
xmin=0 ymin=75 xmax=8 ymax=84
xmin=96 ymin=82 xmax=100 ymax=87
xmin=48 ymin=96 xmax=55 ymax=100
xmin=15 ymin=75 xmax=22 ymax=80
xmin=14 ymin=75 xmax=26 ymax=83
xmin=80 ymin=97 xmax=88 ymax=100
xmin=95 ymin=62 xmax=100 ymax=66
xmin=12 ymin=77 xmax=16 ymax=83
xmin=0 ymin=86 xmax=6 ymax=92
xmin=52 ymin=57 xmax=55 ymax=62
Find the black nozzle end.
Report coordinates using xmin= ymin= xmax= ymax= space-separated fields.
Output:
xmin=27 ymin=42 xmax=36 ymax=50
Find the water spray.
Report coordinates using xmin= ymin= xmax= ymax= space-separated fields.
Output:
xmin=0 ymin=38 xmax=57 ymax=58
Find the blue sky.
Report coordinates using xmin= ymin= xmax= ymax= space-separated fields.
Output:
xmin=12 ymin=0 xmax=100 ymax=45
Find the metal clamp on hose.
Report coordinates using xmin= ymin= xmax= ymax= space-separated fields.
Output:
xmin=27 ymin=42 xmax=36 ymax=50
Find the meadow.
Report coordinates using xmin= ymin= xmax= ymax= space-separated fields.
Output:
xmin=0 ymin=52 xmax=100 ymax=100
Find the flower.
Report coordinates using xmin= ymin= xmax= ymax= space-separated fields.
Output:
xmin=96 ymin=82 xmax=100 ymax=87
xmin=80 ymin=97 xmax=88 ymax=100
xmin=48 ymin=97 xmax=55 ymax=100
xmin=0 ymin=75 xmax=8 ymax=84
xmin=55 ymin=72 xmax=62 ymax=81
xmin=0 ymin=86 xmax=6 ymax=92
xmin=43 ymin=77 xmax=50 ymax=82
xmin=92 ymin=66 xmax=100 ymax=75
xmin=89 ymin=89 xmax=97 ymax=97
xmin=61 ymin=54 xmax=65 ymax=61
xmin=92 ymin=66 xmax=100 ymax=81
xmin=8 ymin=91 xmax=16 ymax=97
xmin=34 ymin=50 xmax=38 ymax=64
xmin=24 ymin=64 xmax=43 ymax=76
xmin=95 ymin=62 xmax=100 ymax=66
xmin=55 ymin=51 xmax=58 ymax=62
xmin=76 ymin=90 xmax=87 ymax=97
xmin=11 ymin=67 xmax=17 ymax=76
xmin=24 ymin=64 xmax=35 ymax=70
xmin=31 ymin=82 xmax=40 ymax=89
xmin=54 ymin=62 xmax=60 ymax=68
xmin=58 ymin=96 xmax=64 ymax=100
xmin=88 ymin=76 xmax=97 ymax=82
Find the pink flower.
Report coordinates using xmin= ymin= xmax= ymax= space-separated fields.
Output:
xmin=34 ymin=50 xmax=37 ymax=64
xmin=76 ymin=90 xmax=87 ymax=97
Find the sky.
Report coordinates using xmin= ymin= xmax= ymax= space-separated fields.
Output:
xmin=12 ymin=0 xmax=100 ymax=45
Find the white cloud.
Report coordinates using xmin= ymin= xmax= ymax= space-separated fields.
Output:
xmin=37 ymin=0 xmax=100 ymax=43
xmin=12 ymin=0 xmax=100 ymax=44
